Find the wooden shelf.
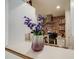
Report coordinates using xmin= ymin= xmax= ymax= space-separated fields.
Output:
xmin=43 ymin=15 xmax=65 ymax=35
xmin=59 ymin=23 xmax=65 ymax=25
xmin=59 ymin=30 xmax=65 ymax=33
xmin=43 ymin=22 xmax=55 ymax=26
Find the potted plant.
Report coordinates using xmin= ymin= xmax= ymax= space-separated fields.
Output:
xmin=24 ymin=15 xmax=45 ymax=52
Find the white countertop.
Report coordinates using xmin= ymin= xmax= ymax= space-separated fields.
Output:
xmin=5 ymin=51 xmax=22 ymax=59
xmin=6 ymin=40 xmax=74 ymax=59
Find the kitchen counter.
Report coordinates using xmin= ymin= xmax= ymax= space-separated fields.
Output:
xmin=5 ymin=51 xmax=22 ymax=59
xmin=6 ymin=40 xmax=74 ymax=59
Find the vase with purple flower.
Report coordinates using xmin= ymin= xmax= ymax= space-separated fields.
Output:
xmin=24 ymin=15 xmax=45 ymax=52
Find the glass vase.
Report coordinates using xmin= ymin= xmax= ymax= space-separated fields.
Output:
xmin=31 ymin=35 xmax=44 ymax=52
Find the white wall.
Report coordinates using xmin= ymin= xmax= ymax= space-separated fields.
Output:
xmin=65 ymin=0 xmax=74 ymax=49
xmin=6 ymin=0 xmax=37 ymax=45
xmin=70 ymin=0 xmax=74 ymax=37
xmin=5 ymin=0 xmax=9 ymax=46
xmin=65 ymin=10 xmax=71 ymax=48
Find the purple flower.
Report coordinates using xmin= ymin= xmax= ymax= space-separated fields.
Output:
xmin=24 ymin=16 xmax=27 ymax=18
xmin=28 ymin=23 xmax=36 ymax=29
xmin=24 ymin=16 xmax=44 ymax=32
xmin=38 ymin=15 xmax=45 ymax=21
xmin=24 ymin=21 xmax=28 ymax=25
xmin=24 ymin=16 xmax=31 ymax=21
xmin=24 ymin=19 xmax=31 ymax=25
xmin=35 ymin=23 xmax=42 ymax=32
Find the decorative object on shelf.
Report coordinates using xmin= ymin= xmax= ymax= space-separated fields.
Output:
xmin=24 ymin=15 xmax=45 ymax=52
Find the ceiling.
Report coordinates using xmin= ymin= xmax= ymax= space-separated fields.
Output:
xmin=32 ymin=0 xmax=70 ymax=16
